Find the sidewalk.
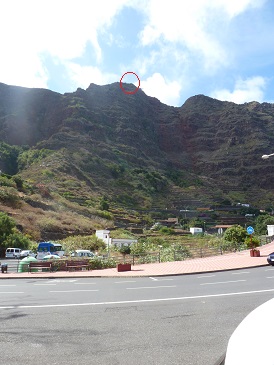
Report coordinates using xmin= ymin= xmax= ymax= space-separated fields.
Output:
xmin=1 ymin=241 xmax=274 ymax=279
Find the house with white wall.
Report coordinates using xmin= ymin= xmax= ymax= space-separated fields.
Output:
xmin=95 ymin=230 xmax=137 ymax=247
xmin=111 ymin=238 xmax=137 ymax=247
xmin=95 ymin=230 xmax=110 ymax=245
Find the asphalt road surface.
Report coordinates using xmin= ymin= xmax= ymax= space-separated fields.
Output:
xmin=1 ymin=266 xmax=274 ymax=365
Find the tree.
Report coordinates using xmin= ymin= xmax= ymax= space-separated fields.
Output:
xmin=119 ymin=245 xmax=131 ymax=263
xmin=223 ymin=225 xmax=248 ymax=250
xmin=0 ymin=212 xmax=32 ymax=256
xmin=254 ymin=214 xmax=274 ymax=235
xmin=189 ymin=218 xmax=204 ymax=228
xmin=3 ymin=232 xmax=31 ymax=250
xmin=0 ymin=212 xmax=15 ymax=240
xmin=99 ymin=197 xmax=109 ymax=211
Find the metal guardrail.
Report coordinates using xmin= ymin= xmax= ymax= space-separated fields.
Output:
xmin=0 ymin=259 xmax=29 ymax=273
xmin=111 ymin=245 xmax=242 ymax=266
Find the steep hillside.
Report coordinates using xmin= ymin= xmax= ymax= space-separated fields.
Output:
xmin=0 ymin=81 xmax=274 ymax=238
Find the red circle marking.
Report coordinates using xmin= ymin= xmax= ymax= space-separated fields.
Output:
xmin=120 ymin=72 xmax=140 ymax=95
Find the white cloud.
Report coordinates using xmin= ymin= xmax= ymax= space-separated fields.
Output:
xmin=140 ymin=73 xmax=181 ymax=106
xmin=0 ymin=0 xmax=129 ymax=88
xmin=212 ymin=0 xmax=267 ymax=18
xmin=0 ymin=0 xmax=270 ymax=106
xmin=138 ymin=0 xmax=266 ymax=71
xmin=65 ymin=63 xmax=118 ymax=90
xmin=210 ymin=76 xmax=267 ymax=103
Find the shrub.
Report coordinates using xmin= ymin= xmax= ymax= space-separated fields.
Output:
xmin=223 ymin=225 xmax=248 ymax=248
xmin=38 ymin=217 xmax=60 ymax=230
xmin=119 ymin=245 xmax=131 ymax=255
xmin=0 ymin=187 xmax=21 ymax=207
xmin=0 ymin=175 xmax=16 ymax=188
xmin=99 ymin=197 xmax=109 ymax=211
xmin=59 ymin=235 xmax=106 ymax=253
xmin=244 ymin=236 xmax=260 ymax=249
xmin=89 ymin=257 xmax=116 ymax=270
xmin=2 ymin=232 xmax=32 ymax=250
xmin=161 ymin=246 xmax=191 ymax=262
xmin=96 ymin=210 xmax=113 ymax=220
xmin=12 ymin=175 xmax=24 ymax=189
xmin=159 ymin=226 xmax=174 ymax=235
xmin=0 ymin=212 xmax=16 ymax=239
xmin=18 ymin=148 xmax=54 ymax=170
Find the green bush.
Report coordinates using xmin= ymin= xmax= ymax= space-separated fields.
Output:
xmin=119 ymin=246 xmax=131 ymax=255
xmin=0 ymin=187 xmax=21 ymax=207
xmin=59 ymin=235 xmax=106 ymax=253
xmin=18 ymin=148 xmax=54 ymax=170
xmin=0 ymin=212 xmax=15 ymax=241
xmin=244 ymin=235 xmax=260 ymax=249
xmin=159 ymin=226 xmax=174 ymax=235
xmin=161 ymin=246 xmax=192 ymax=262
xmin=96 ymin=210 xmax=113 ymax=220
xmin=0 ymin=175 xmax=16 ymax=188
xmin=0 ymin=142 xmax=24 ymax=175
xmin=89 ymin=257 xmax=116 ymax=270
xmin=255 ymin=214 xmax=274 ymax=235
xmin=223 ymin=225 xmax=248 ymax=250
xmin=2 ymin=232 xmax=32 ymax=250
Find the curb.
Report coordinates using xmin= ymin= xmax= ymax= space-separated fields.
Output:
xmin=0 ymin=263 xmax=269 ymax=279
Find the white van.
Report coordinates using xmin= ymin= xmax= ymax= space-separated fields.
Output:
xmin=71 ymin=250 xmax=94 ymax=258
xmin=5 ymin=247 xmax=22 ymax=258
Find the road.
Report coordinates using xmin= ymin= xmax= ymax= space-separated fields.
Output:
xmin=1 ymin=266 xmax=274 ymax=365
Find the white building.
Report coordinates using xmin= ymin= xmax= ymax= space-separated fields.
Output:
xmin=111 ymin=238 xmax=137 ymax=248
xmin=95 ymin=230 xmax=110 ymax=245
xmin=190 ymin=227 xmax=203 ymax=235
xmin=95 ymin=230 xmax=137 ymax=247
xmin=267 ymin=225 xmax=274 ymax=236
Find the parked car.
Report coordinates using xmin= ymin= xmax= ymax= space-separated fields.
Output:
xmin=5 ymin=247 xmax=21 ymax=259
xmin=267 ymin=252 xmax=274 ymax=265
xmin=20 ymin=250 xmax=37 ymax=259
xmin=70 ymin=250 xmax=95 ymax=258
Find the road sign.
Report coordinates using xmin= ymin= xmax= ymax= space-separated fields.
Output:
xmin=246 ymin=226 xmax=254 ymax=235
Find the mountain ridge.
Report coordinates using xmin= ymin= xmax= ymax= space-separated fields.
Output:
xmin=0 ymin=81 xmax=274 ymax=238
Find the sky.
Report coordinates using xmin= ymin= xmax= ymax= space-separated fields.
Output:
xmin=0 ymin=0 xmax=274 ymax=107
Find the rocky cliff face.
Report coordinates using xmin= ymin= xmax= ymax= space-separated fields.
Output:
xmin=1 ymin=81 xmax=274 ymax=209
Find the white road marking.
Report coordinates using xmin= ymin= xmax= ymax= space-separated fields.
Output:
xmin=0 ymin=284 xmax=16 ymax=287
xmin=2 ymin=287 xmax=274 ymax=309
xmin=265 ymin=268 xmax=274 ymax=271
xmin=126 ymin=285 xmax=176 ymax=290
xmin=74 ymin=282 xmax=97 ymax=285
xmin=34 ymin=284 xmax=57 ymax=286
xmin=114 ymin=281 xmax=137 ymax=284
xmin=231 ymin=271 xmax=250 ymax=275
xmin=50 ymin=290 xmax=99 ymax=293
xmin=266 ymin=277 xmax=274 ymax=279
xmin=200 ymin=280 xmax=246 ymax=286
xmin=156 ymin=278 xmax=174 ymax=281
xmin=149 ymin=277 xmax=173 ymax=281
xmin=0 ymin=291 xmax=24 ymax=294
xmin=197 ymin=275 xmax=216 ymax=278
xmin=50 ymin=279 xmax=78 ymax=283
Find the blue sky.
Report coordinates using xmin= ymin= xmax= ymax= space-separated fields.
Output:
xmin=1 ymin=0 xmax=274 ymax=106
